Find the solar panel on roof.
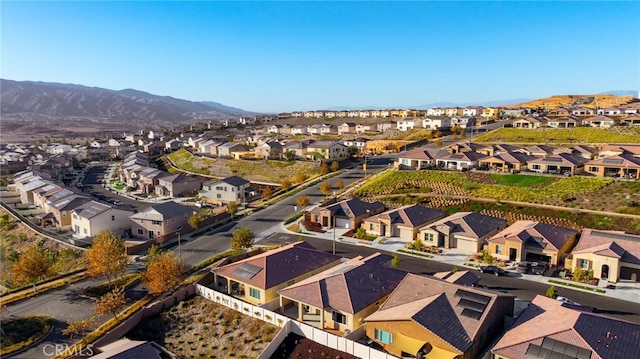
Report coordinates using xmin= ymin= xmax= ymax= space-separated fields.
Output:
xmin=591 ymin=230 xmax=640 ymax=243
xmin=602 ymin=158 xmax=624 ymax=165
xmin=457 ymin=298 xmax=487 ymax=312
xmin=454 ymin=289 xmax=491 ymax=305
xmin=460 ymin=308 xmax=483 ymax=320
xmin=526 ymin=337 xmax=592 ymax=359
xmin=545 ymin=157 xmax=563 ymax=163
xmin=232 ymin=263 xmax=262 ymax=280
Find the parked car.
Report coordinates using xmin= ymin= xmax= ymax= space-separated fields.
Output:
xmin=111 ymin=200 xmax=123 ymax=206
xmin=479 ymin=265 xmax=507 ymax=276
xmin=530 ymin=262 xmax=548 ymax=275
xmin=556 ymin=296 xmax=580 ymax=306
xmin=516 ymin=261 xmax=531 ymax=274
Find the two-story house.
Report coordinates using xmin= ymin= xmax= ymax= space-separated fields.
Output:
xmin=200 ymin=176 xmax=251 ymax=205
xmin=130 ymin=201 xmax=194 ymax=241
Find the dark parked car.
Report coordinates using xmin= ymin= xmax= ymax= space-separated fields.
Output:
xmin=479 ymin=265 xmax=507 ymax=276
xmin=530 ymin=262 xmax=548 ymax=275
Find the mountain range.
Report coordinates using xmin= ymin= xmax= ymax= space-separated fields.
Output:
xmin=0 ymin=79 xmax=255 ymax=123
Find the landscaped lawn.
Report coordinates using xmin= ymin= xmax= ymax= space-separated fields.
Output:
xmin=0 ymin=316 xmax=55 ymax=355
xmin=490 ymin=174 xmax=556 ymax=187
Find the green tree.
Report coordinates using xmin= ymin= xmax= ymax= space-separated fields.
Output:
xmin=481 ymin=249 xmax=494 ymax=264
xmin=346 ymin=146 xmax=360 ymax=157
xmin=188 ymin=212 xmax=205 ymax=230
xmin=283 ymin=150 xmax=296 ymax=161
xmin=452 ymin=266 xmax=460 ymax=273
xmin=227 ymin=202 xmax=238 ymax=218
xmin=11 ymin=244 xmax=54 ymax=292
xmin=573 ymin=267 xmax=586 ymax=282
xmin=0 ymin=213 xmax=15 ymax=231
xmin=391 ymin=254 xmax=400 ymax=268
xmin=546 ymin=285 xmax=558 ymax=299
xmin=330 ymin=161 xmax=340 ymax=172
xmin=355 ymin=227 xmax=368 ymax=239
xmin=231 ymin=226 xmax=255 ymax=251
xmin=85 ymin=230 xmax=127 ymax=288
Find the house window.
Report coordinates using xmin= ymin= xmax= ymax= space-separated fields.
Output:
xmin=588 ymin=166 xmax=598 ymax=172
xmin=374 ymin=328 xmax=393 ymax=344
xmin=83 ymin=228 xmax=87 ymax=234
xmin=580 ymin=259 xmax=590 ymax=269
xmin=370 ymin=223 xmax=375 ymax=231
xmin=249 ymin=288 xmax=260 ymax=299
xmin=496 ymin=245 xmax=503 ymax=255
xmin=531 ymin=165 xmax=540 ymax=170
xmin=73 ymin=214 xmax=78 ymax=220
xmin=424 ymin=233 xmax=434 ymax=242
xmin=137 ymin=229 xmax=144 ymax=235
xmin=111 ymin=215 xmax=115 ymax=221
xmin=217 ymin=194 xmax=222 ymax=199
xmin=332 ymin=310 xmax=346 ymax=325
xmin=74 ymin=225 xmax=79 ymax=233
xmin=152 ymin=220 xmax=161 ymax=225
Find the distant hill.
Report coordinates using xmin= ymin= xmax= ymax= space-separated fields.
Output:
xmin=0 ymin=79 xmax=254 ymax=123
xmin=507 ymin=94 xmax=635 ymax=110
xmin=599 ymin=90 xmax=637 ymax=97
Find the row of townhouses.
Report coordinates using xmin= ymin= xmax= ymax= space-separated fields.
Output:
xmin=398 ymin=142 xmax=640 ymax=179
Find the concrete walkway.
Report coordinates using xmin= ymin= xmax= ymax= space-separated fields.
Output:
xmin=280 ymin=219 xmax=640 ymax=304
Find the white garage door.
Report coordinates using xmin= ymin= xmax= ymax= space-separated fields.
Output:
xmin=335 ymin=218 xmax=351 ymax=229
xmin=399 ymin=228 xmax=414 ymax=241
xmin=456 ymin=237 xmax=478 ymax=253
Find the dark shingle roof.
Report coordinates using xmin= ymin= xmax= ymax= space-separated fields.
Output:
xmin=221 ymin=176 xmax=250 ymax=187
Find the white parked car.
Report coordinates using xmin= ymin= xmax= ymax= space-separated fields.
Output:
xmin=556 ymin=296 xmax=580 ymax=306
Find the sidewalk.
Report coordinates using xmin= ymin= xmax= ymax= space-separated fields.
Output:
xmin=286 ymin=219 xmax=640 ymax=304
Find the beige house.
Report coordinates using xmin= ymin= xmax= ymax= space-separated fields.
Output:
xmin=362 ymin=205 xmax=446 ymax=241
xmin=418 ymin=212 xmax=507 ymax=253
xmin=71 ymin=201 xmax=133 ymax=241
xmin=584 ymin=153 xmax=640 ymax=179
xmin=366 ymin=273 xmax=514 ymax=359
xmin=278 ymin=253 xmax=407 ymax=334
xmin=129 ymin=201 xmax=194 ymax=241
xmin=307 ymin=197 xmax=385 ymax=230
xmin=492 ymin=295 xmax=640 ymax=359
xmin=487 ymin=221 xmax=579 ymax=265
xmin=568 ymin=228 xmax=640 ymax=283
xmin=211 ymin=242 xmax=341 ymax=306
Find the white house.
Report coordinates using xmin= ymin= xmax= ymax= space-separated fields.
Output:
xmin=70 ymin=201 xmax=133 ymax=241
xmin=396 ymin=118 xmax=416 ymax=132
xmin=427 ymin=108 xmax=445 ymax=116
xmin=422 ymin=116 xmax=451 ymax=130
xmin=290 ymin=125 xmax=307 ymax=135
xmin=199 ymin=176 xmax=251 ymax=205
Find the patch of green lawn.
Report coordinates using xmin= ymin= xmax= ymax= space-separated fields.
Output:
xmin=490 ymin=174 xmax=556 ymax=187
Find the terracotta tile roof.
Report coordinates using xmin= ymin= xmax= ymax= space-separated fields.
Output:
xmin=586 ymin=154 xmax=640 ymax=168
xmin=366 ymin=273 xmax=513 ymax=353
xmin=488 ymin=221 xmax=578 ymax=252
xmin=212 ymin=242 xmax=341 ymax=290
xmin=572 ymin=229 xmax=640 ymax=265
xmin=492 ymin=295 xmax=640 ymax=359
xmin=401 ymin=147 xmax=446 ymax=161
xmin=278 ymin=253 xmax=407 ymax=314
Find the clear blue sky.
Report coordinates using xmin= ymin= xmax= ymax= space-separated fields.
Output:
xmin=2 ymin=1 xmax=639 ymax=113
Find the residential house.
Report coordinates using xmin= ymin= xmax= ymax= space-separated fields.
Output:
xmin=502 ymin=108 xmax=526 ymax=118
xmin=282 ymin=140 xmax=314 ymax=159
xmin=581 ymin=115 xmax=619 ymax=128
xmin=463 ymin=106 xmax=484 ymax=117
xmin=527 ymin=153 xmax=587 ymax=175
xmin=513 ymin=116 xmax=546 ymax=129
xmin=200 ymin=176 xmax=251 ymax=205
xmin=548 ymin=108 xmax=570 ymax=116
xmin=547 ymin=116 xmax=580 ymax=128
xmin=397 ymin=147 xmax=448 ymax=170
xmin=481 ymin=107 xmax=499 ymax=118
xmin=478 ymin=152 xmax=536 ymax=172
xmin=421 ymin=116 xmax=451 ymax=130
xmin=306 ymin=141 xmax=347 ymax=160
xmin=435 ymin=151 xmax=488 ymax=171
xmin=565 ymin=145 xmax=597 ymax=160
xmin=71 ymin=201 xmax=133 ymax=240
xmin=217 ymin=142 xmax=249 ymax=158
xmin=584 ymin=153 xmax=640 ymax=179
xmin=254 ymin=140 xmax=283 ymax=159
xmin=377 ymin=121 xmax=396 ymax=132
xmin=358 ymin=110 xmax=370 ymax=118
xmin=48 ymin=195 xmax=92 ymax=229
xmin=211 ymin=242 xmax=341 ymax=306
xmin=432 ymin=270 xmax=480 ymax=286
xmin=198 ymin=140 xmax=223 ymax=156
xmin=15 ymin=176 xmax=48 ymax=204
xmin=487 ymin=221 xmax=579 ymax=265
xmin=362 ymin=205 xmax=447 ymax=241
xmin=450 ymin=116 xmax=477 ymax=129
xmin=568 ymin=228 xmax=640 ymax=283
xmin=290 ymin=125 xmax=307 ymax=135
xmin=278 ymin=253 xmax=407 ymax=333
xmin=306 ymin=124 xmax=322 ymax=135
xmin=155 ymin=174 xmax=201 ymax=198
xmin=355 ymin=124 xmax=375 ymax=134
xmin=621 ymin=115 xmax=640 ymax=126
xmin=267 ymin=125 xmax=282 ymax=134
xmin=417 ymin=212 xmax=508 ymax=253
xmin=337 ymin=123 xmax=357 ymax=135
xmin=396 ymin=118 xmax=416 ymax=132
xmin=427 ymin=108 xmax=445 ymax=116
xmin=491 ymin=295 xmax=640 ymax=359
xmin=143 ymin=141 xmax=165 ymax=156
xmin=516 ymin=144 xmax=555 ymax=157
xmin=307 ymin=197 xmax=385 ymax=229
xmin=475 ymin=144 xmax=521 ymax=157
xmin=597 ymin=107 xmax=623 ymax=116
xmin=366 ymin=273 xmax=514 ymax=359
xmin=238 ymin=117 xmax=256 ymax=126
xmin=136 ymin=168 xmax=168 ymax=194
xmin=130 ymin=201 xmax=194 ymax=241
xmin=164 ymin=139 xmax=182 ymax=152
xmin=571 ymin=107 xmax=596 ymax=116
xmin=444 ymin=142 xmax=485 ymax=154
xmin=598 ymin=143 xmax=640 ymax=158
xmin=340 ymin=138 xmax=367 ymax=154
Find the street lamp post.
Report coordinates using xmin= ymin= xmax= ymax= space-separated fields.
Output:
xmin=177 ymin=226 xmax=183 ymax=266
xmin=333 ymin=216 xmax=336 ymax=255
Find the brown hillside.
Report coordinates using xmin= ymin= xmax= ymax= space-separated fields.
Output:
xmin=507 ymin=94 xmax=633 ymax=110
